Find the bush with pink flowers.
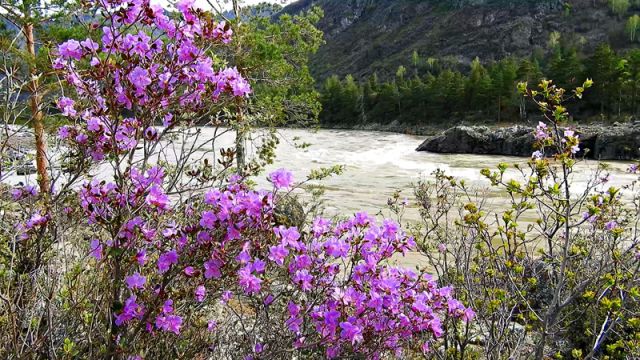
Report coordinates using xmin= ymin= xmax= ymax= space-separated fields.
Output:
xmin=0 ymin=1 xmax=471 ymax=358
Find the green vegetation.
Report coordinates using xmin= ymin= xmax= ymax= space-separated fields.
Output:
xmin=320 ymin=46 xmax=640 ymax=126
xmin=627 ymin=14 xmax=640 ymax=42
xmin=610 ymin=0 xmax=631 ymax=18
xmin=241 ymin=6 xmax=325 ymax=127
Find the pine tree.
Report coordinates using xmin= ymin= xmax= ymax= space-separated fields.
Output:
xmin=548 ymin=48 xmax=584 ymax=89
xmin=622 ymin=49 xmax=640 ymax=115
xmin=342 ymin=75 xmax=362 ymax=123
xmin=517 ymin=59 xmax=543 ymax=120
xmin=587 ymin=44 xmax=621 ymax=115
xmin=320 ymin=75 xmax=344 ymax=124
xmin=489 ymin=59 xmax=518 ymax=122
xmin=466 ymin=57 xmax=493 ymax=113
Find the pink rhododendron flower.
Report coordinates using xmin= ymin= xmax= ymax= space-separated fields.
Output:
xmin=339 ymin=322 xmax=363 ymax=345
xmin=268 ymin=168 xmax=294 ymax=189
xmin=155 ymin=314 xmax=182 ymax=334
xmin=46 ymin=0 xmax=472 ymax=355
xmin=128 ymin=66 xmax=152 ymax=91
xmin=532 ymin=150 xmax=543 ymax=159
xmin=57 ymin=97 xmax=77 ymax=117
xmin=146 ymin=186 xmax=170 ymax=210
xmin=195 ymin=285 xmax=206 ymax=302
xmin=58 ymin=39 xmax=83 ymax=60
xmin=157 ymin=250 xmax=178 ymax=273
xmin=90 ymin=239 xmax=103 ymax=260
xmin=534 ymin=121 xmax=548 ymax=141
xmin=125 ymin=273 xmax=146 ymax=290
xmin=115 ymin=296 xmax=145 ymax=326
xmin=208 ymin=320 xmax=217 ymax=332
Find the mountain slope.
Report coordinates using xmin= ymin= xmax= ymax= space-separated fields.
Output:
xmin=282 ymin=0 xmax=638 ymax=80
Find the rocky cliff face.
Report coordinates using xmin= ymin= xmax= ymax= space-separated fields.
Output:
xmin=282 ymin=0 xmax=635 ymax=80
xmin=417 ymin=123 xmax=640 ymax=160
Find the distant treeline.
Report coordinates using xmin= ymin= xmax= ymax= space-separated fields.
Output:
xmin=319 ymin=45 xmax=640 ymax=126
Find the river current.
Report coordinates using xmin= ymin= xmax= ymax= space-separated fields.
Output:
xmin=6 ymin=128 xmax=637 ymax=268
xmin=7 ymin=128 xmax=637 ymax=220
xmin=257 ymin=129 xmax=636 ymax=219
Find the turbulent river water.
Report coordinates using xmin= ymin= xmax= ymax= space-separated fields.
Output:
xmin=8 ymin=127 xmax=638 ymax=220
xmin=7 ymin=128 xmax=638 ymax=267
xmin=256 ymin=129 xmax=637 ymax=218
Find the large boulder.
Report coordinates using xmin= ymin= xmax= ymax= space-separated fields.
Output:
xmin=416 ymin=125 xmax=535 ymax=157
xmin=590 ymin=123 xmax=640 ymax=160
xmin=417 ymin=124 xmax=640 ymax=160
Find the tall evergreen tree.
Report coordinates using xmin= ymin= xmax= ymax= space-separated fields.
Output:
xmin=587 ymin=44 xmax=621 ymax=115
xmin=466 ymin=57 xmax=493 ymax=113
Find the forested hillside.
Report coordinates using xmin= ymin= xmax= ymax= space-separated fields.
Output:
xmin=282 ymin=0 xmax=640 ymax=127
xmin=284 ymin=0 xmax=638 ymax=80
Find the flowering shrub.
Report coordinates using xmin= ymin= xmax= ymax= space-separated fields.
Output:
xmin=79 ymin=172 xmax=472 ymax=358
xmin=0 ymin=0 xmax=471 ymax=358
xmin=53 ymin=0 xmax=251 ymax=163
xmin=401 ymin=80 xmax=640 ymax=359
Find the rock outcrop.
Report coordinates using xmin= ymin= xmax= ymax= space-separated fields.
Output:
xmin=417 ymin=123 xmax=640 ymax=160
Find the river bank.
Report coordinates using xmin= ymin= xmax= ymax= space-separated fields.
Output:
xmin=315 ymin=120 xmax=640 ymax=160
xmin=316 ymin=121 xmax=447 ymax=136
xmin=416 ymin=122 xmax=640 ymax=160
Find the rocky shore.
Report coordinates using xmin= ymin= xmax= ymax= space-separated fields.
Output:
xmin=416 ymin=123 xmax=640 ymax=160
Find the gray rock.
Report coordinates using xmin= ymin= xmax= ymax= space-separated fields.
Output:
xmin=16 ymin=163 xmax=36 ymax=175
xmin=417 ymin=124 xmax=640 ymax=160
xmin=416 ymin=125 xmax=535 ymax=157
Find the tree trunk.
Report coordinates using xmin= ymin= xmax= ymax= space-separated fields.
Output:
xmin=24 ymin=23 xmax=49 ymax=193
xmin=618 ymin=89 xmax=622 ymax=117
xmin=235 ymin=102 xmax=246 ymax=174
xmin=232 ymin=0 xmax=247 ymax=175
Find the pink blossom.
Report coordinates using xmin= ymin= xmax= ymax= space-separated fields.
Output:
xmin=238 ymin=266 xmax=262 ymax=294
xmin=80 ymin=38 xmax=99 ymax=52
xmin=269 ymin=244 xmax=289 ymax=266
xmin=204 ymin=259 xmax=222 ymax=279
xmin=125 ymin=273 xmax=146 ymax=290
xmin=157 ymin=250 xmax=178 ymax=273
xmin=128 ymin=66 xmax=152 ymax=91
xmin=195 ymin=285 xmax=206 ymax=302
xmin=184 ymin=266 xmax=196 ymax=276
xmin=58 ymin=39 xmax=83 ymax=60
xmin=339 ymin=322 xmax=363 ymax=345
xmin=207 ymin=320 xmax=217 ymax=331
xmin=90 ymin=239 xmax=103 ymax=260
xmin=115 ymin=296 xmax=145 ymax=326
xmin=135 ymin=250 xmax=147 ymax=265
xmin=213 ymin=21 xmax=233 ymax=43
xmin=57 ymin=97 xmax=77 ymax=117
xmin=532 ymin=150 xmax=543 ymax=159
xmin=221 ymin=290 xmax=233 ymax=304
xmin=146 ymin=186 xmax=170 ymax=210
xmin=155 ymin=314 xmax=182 ymax=334
xmin=534 ymin=121 xmax=548 ymax=141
